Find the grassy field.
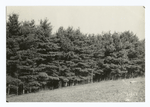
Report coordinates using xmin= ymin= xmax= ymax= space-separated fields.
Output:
xmin=7 ymin=77 xmax=145 ymax=102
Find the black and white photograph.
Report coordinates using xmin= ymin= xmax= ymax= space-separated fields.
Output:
xmin=5 ymin=6 xmax=145 ymax=102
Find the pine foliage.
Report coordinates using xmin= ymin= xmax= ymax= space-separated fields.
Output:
xmin=6 ymin=14 xmax=145 ymax=95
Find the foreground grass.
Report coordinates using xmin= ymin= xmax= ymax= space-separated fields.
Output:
xmin=7 ymin=77 xmax=145 ymax=102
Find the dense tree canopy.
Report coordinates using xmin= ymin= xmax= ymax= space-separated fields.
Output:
xmin=6 ymin=13 xmax=145 ymax=95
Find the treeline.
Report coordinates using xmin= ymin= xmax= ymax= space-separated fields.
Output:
xmin=6 ymin=13 xmax=145 ymax=95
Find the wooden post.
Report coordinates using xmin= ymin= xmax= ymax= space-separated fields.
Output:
xmin=22 ymin=84 xmax=24 ymax=94
xmin=7 ymin=84 xmax=10 ymax=96
xmin=91 ymin=70 xmax=93 ymax=83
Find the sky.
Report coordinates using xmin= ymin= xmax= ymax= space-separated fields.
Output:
xmin=6 ymin=6 xmax=145 ymax=40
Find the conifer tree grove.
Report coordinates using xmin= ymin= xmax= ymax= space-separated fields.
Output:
xmin=6 ymin=14 xmax=145 ymax=95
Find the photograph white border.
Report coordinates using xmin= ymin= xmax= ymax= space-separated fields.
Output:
xmin=1 ymin=0 xmax=149 ymax=107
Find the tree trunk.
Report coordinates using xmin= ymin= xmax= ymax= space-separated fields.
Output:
xmin=16 ymin=87 xmax=18 ymax=95
xmin=72 ymin=81 xmax=74 ymax=86
xmin=30 ymin=87 xmax=31 ymax=93
xmin=91 ymin=77 xmax=93 ymax=83
xmin=8 ymin=87 xmax=10 ymax=96
xmin=65 ymin=82 xmax=67 ymax=87
xmin=59 ymin=81 xmax=62 ymax=88
xmin=23 ymin=89 xmax=24 ymax=94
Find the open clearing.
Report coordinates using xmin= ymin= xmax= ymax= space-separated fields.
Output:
xmin=7 ymin=77 xmax=145 ymax=102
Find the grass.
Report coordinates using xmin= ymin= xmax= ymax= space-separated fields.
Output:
xmin=6 ymin=77 xmax=145 ymax=102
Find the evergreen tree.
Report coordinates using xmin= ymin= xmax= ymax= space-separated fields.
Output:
xmin=6 ymin=13 xmax=145 ymax=95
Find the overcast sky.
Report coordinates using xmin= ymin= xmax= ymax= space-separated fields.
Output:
xmin=7 ymin=6 xmax=145 ymax=40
